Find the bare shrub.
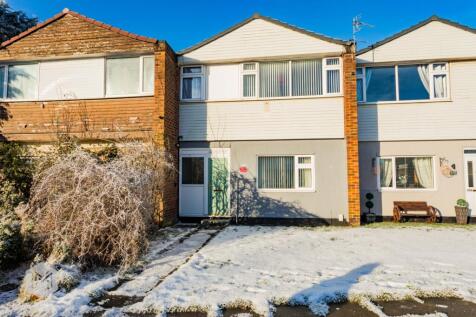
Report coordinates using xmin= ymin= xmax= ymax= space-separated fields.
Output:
xmin=25 ymin=142 xmax=173 ymax=270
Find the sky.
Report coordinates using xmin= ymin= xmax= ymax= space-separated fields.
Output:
xmin=6 ymin=0 xmax=476 ymax=52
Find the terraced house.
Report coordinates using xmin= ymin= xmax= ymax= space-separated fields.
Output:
xmin=0 ymin=9 xmax=179 ymax=225
xmin=357 ymin=16 xmax=476 ymax=221
xmin=177 ymin=14 xmax=361 ymax=225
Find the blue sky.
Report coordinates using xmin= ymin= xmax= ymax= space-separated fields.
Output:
xmin=7 ymin=0 xmax=476 ymax=52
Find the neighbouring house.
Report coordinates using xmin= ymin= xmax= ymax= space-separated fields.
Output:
xmin=177 ymin=14 xmax=360 ymax=225
xmin=357 ymin=16 xmax=476 ymax=221
xmin=0 ymin=8 xmax=179 ymax=225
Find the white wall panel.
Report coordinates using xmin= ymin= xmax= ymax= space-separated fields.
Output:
xmin=180 ymin=97 xmax=344 ymax=141
xmin=181 ymin=19 xmax=345 ymax=64
xmin=206 ymin=64 xmax=240 ymax=100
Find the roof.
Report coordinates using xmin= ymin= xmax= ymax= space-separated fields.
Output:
xmin=357 ymin=15 xmax=476 ymax=56
xmin=0 ymin=8 xmax=159 ymax=48
xmin=179 ymin=13 xmax=352 ymax=55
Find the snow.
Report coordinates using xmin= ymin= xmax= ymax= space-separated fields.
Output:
xmin=0 ymin=225 xmax=196 ymax=317
xmin=129 ymin=225 xmax=476 ymax=316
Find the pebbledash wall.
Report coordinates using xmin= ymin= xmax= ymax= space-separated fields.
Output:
xmin=0 ymin=9 xmax=179 ymax=225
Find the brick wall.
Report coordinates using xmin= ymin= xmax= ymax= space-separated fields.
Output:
xmin=343 ymin=47 xmax=361 ymax=226
xmin=0 ymin=12 xmax=179 ymax=226
xmin=154 ymin=43 xmax=179 ymax=226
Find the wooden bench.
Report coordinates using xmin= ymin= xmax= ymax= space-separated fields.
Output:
xmin=393 ymin=201 xmax=437 ymax=223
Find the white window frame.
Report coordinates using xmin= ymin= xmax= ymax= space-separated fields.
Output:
xmin=105 ymin=55 xmax=154 ymax=98
xmin=238 ymin=57 xmax=342 ymax=100
xmin=180 ymin=65 xmax=205 ymax=101
xmin=322 ymin=57 xmax=342 ymax=95
xmin=240 ymin=62 xmax=258 ymax=99
xmin=377 ymin=156 xmax=437 ymax=191
xmin=0 ymin=63 xmax=40 ymax=101
xmin=358 ymin=62 xmax=450 ymax=104
xmin=257 ymin=154 xmax=315 ymax=192
xmin=356 ymin=67 xmax=365 ymax=102
xmin=0 ymin=55 xmax=154 ymax=102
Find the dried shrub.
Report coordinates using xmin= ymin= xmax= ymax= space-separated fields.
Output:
xmin=25 ymin=142 xmax=174 ymax=270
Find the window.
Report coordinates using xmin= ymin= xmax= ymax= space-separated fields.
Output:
xmin=292 ymin=60 xmax=322 ymax=96
xmin=242 ymin=63 xmax=257 ymax=98
xmin=259 ymin=61 xmax=289 ymax=98
xmin=106 ymin=56 xmax=154 ymax=96
xmin=378 ymin=156 xmax=435 ymax=190
xmin=257 ymin=155 xmax=314 ymax=191
xmin=359 ymin=63 xmax=449 ymax=103
xmin=181 ymin=157 xmax=204 ymax=184
xmin=356 ymin=67 xmax=364 ymax=102
xmin=366 ymin=66 xmax=396 ymax=102
xmin=324 ymin=58 xmax=340 ymax=94
xmin=181 ymin=66 xmax=203 ymax=100
xmin=0 ymin=63 xmax=39 ymax=100
xmin=432 ymin=63 xmax=448 ymax=99
xmin=238 ymin=58 xmax=341 ymax=99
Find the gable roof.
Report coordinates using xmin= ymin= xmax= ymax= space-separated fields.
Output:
xmin=357 ymin=15 xmax=476 ymax=56
xmin=0 ymin=8 xmax=159 ymax=48
xmin=179 ymin=13 xmax=351 ymax=55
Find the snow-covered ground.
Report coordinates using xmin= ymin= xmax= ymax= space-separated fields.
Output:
xmin=0 ymin=225 xmax=198 ymax=317
xmin=2 ymin=225 xmax=476 ymax=317
xmin=128 ymin=225 xmax=476 ymax=316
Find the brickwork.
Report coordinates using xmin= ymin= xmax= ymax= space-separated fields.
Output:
xmin=0 ymin=11 xmax=179 ymax=225
xmin=343 ymin=48 xmax=361 ymax=226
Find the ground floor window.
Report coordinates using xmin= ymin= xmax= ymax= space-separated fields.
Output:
xmin=257 ymin=155 xmax=314 ymax=191
xmin=378 ymin=156 xmax=435 ymax=190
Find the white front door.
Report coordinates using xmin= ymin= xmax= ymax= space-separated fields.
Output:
xmin=464 ymin=150 xmax=476 ymax=217
xmin=179 ymin=150 xmax=208 ymax=217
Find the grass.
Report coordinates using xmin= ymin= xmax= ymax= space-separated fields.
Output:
xmin=364 ymin=221 xmax=476 ymax=230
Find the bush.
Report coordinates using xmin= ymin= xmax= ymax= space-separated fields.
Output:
xmin=26 ymin=142 xmax=173 ymax=270
xmin=0 ymin=142 xmax=33 ymax=268
xmin=0 ymin=217 xmax=22 ymax=268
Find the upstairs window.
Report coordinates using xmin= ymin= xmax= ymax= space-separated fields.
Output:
xmin=242 ymin=63 xmax=257 ymax=98
xmin=239 ymin=58 xmax=340 ymax=99
xmin=358 ymin=62 xmax=449 ymax=103
xmin=259 ymin=61 xmax=290 ymax=98
xmin=0 ymin=63 xmax=39 ymax=100
xmin=181 ymin=66 xmax=203 ymax=100
xmin=106 ymin=56 xmax=154 ymax=96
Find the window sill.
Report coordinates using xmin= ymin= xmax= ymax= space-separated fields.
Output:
xmin=378 ymin=188 xmax=437 ymax=192
xmin=181 ymin=94 xmax=344 ymax=103
xmin=258 ymin=188 xmax=316 ymax=193
xmin=1 ymin=93 xmax=155 ymax=103
xmin=359 ymin=98 xmax=451 ymax=106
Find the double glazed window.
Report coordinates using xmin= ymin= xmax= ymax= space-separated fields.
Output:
xmin=357 ymin=63 xmax=449 ymax=103
xmin=244 ymin=58 xmax=340 ymax=99
xmin=257 ymin=155 xmax=314 ymax=191
xmin=0 ymin=64 xmax=38 ymax=100
xmin=181 ymin=66 xmax=203 ymax=100
xmin=379 ymin=156 xmax=435 ymax=190
xmin=0 ymin=55 xmax=154 ymax=101
xmin=106 ymin=56 xmax=154 ymax=96
xmin=180 ymin=58 xmax=341 ymax=101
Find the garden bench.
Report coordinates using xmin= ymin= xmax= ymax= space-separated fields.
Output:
xmin=393 ymin=201 xmax=437 ymax=223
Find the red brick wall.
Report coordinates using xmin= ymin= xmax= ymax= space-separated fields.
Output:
xmin=343 ymin=48 xmax=361 ymax=226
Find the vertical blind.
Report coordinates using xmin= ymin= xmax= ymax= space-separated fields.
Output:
xmin=259 ymin=61 xmax=289 ymax=98
xmin=258 ymin=156 xmax=294 ymax=189
xmin=292 ymin=60 xmax=322 ymax=96
xmin=106 ymin=57 xmax=140 ymax=96
xmin=326 ymin=69 xmax=340 ymax=94
xmin=243 ymin=74 xmax=256 ymax=97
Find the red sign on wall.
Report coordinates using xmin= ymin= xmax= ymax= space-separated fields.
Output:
xmin=239 ymin=166 xmax=248 ymax=174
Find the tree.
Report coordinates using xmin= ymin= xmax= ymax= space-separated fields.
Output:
xmin=0 ymin=2 xmax=37 ymax=43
